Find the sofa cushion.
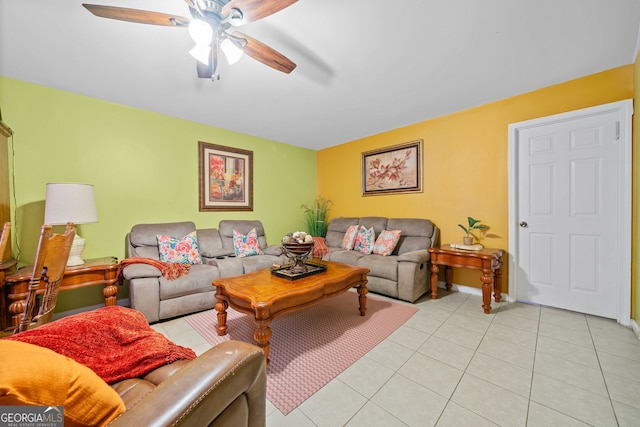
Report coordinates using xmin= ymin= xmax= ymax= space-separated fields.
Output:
xmin=341 ymin=225 xmax=358 ymax=250
xmin=233 ymin=228 xmax=264 ymax=257
xmin=160 ymin=263 xmax=219 ymax=300
xmin=387 ymin=218 xmax=436 ymax=254
xmin=357 ymin=217 xmax=388 ymax=235
xmin=353 ymin=226 xmax=375 ymax=254
xmin=325 ymin=217 xmax=359 ymax=248
xmin=357 ymin=254 xmax=398 ymax=281
xmin=157 ymin=231 xmax=202 ymax=264
xmin=0 ymin=339 xmax=126 ymax=427
xmin=219 ymin=220 xmax=269 ymax=250
xmin=326 ymin=249 xmax=365 ymax=264
xmin=129 ymin=222 xmax=196 ymax=259
xmin=373 ymin=229 xmax=401 ymax=256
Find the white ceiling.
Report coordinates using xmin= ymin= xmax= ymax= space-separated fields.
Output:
xmin=1 ymin=0 xmax=639 ymax=150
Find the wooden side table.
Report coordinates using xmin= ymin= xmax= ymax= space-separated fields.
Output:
xmin=428 ymin=245 xmax=505 ymax=314
xmin=3 ymin=256 xmax=119 ymax=331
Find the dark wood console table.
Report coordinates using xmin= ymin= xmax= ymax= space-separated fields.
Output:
xmin=2 ymin=256 xmax=119 ymax=331
xmin=428 ymin=245 xmax=505 ymax=314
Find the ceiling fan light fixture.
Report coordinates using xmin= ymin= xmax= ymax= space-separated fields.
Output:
xmin=221 ymin=38 xmax=243 ymax=65
xmin=189 ymin=43 xmax=211 ymax=65
xmin=188 ymin=19 xmax=213 ymax=45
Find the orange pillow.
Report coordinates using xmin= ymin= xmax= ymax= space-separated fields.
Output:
xmin=0 ymin=340 xmax=125 ymax=427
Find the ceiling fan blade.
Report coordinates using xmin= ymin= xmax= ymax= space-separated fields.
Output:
xmin=222 ymin=0 xmax=297 ymax=25
xmin=82 ymin=4 xmax=190 ymax=27
xmin=234 ymin=32 xmax=296 ymax=74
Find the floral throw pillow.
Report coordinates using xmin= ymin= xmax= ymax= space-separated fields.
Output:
xmin=353 ymin=226 xmax=375 ymax=254
xmin=373 ymin=229 xmax=402 ymax=256
xmin=157 ymin=231 xmax=202 ymax=264
xmin=233 ymin=228 xmax=264 ymax=258
xmin=341 ymin=225 xmax=359 ymax=250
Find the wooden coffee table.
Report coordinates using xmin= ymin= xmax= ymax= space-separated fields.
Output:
xmin=213 ymin=260 xmax=369 ymax=363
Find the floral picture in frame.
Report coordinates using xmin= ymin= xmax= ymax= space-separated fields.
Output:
xmin=362 ymin=140 xmax=423 ymax=196
xmin=199 ymin=141 xmax=253 ymax=211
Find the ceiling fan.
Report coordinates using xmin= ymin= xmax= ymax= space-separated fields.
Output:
xmin=82 ymin=0 xmax=298 ymax=81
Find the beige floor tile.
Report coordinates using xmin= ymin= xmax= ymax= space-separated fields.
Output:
xmin=444 ymin=311 xmax=493 ymax=334
xmin=402 ymin=309 xmax=446 ymax=334
xmin=592 ymin=333 xmax=640 ymax=361
xmin=611 ymin=399 xmax=640 ymax=427
xmin=299 ymin=380 xmax=367 ymax=427
xmin=587 ymin=315 xmax=639 ymax=343
xmin=477 ymin=335 xmax=535 ymax=370
xmin=530 ymin=373 xmax=617 ymax=426
xmin=371 ymin=374 xmax=448 ymax=427
xmin=433 ymin=323 xmax=484 ymax=350
xmin=417 ymin=335 xmax=475 ymax=370
xmin=345 ymin=401 xmax=407 ymax=427
xmin=537 ymin=321 xmax=594 ymax=349
xmin=602 ymin=371 xmax=640 ymax=410
xmin=435 ymin=402 xmax=499 ymax=427
xmin=526 ymin=401 xmax=591 ymax=426
xmin=535 ymin=335 xmax=599 ymax=369
xmin=266 ymin=408 xmax=316 ymax=427
xmin=539 ymin=306 xmax=588 ymax=331
xmin=398 ymin=352 xmax=464 ymax=399
xmin=466 ymin=352 xmax=532 ymax=398
xmin=451 ymin=374 xmax=529 ymax=427
xmin=364 ymin=338 xmax=415 ymax=371
xmin=533 ymin=351 xmax=608 ymax=396
xmin=493 ymin=311 xmax=540 ymax=334
xmin=386 ymin=323 xmax=431 ymax=350
xmin=484 ymin=322 xmax=537 ymax=351
xmin=497 ymin=302 xmax=541 ymax=321
xmin=598 ymin=350 xmax=640 ymax=383
xmin=337 ymin=356 xmax=395 ymax=398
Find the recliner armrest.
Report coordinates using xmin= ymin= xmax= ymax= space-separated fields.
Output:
xmin=397 ymin=249 xmax=429 ymax=263
xmin=262 ymin=245 xmax=284 ymax=256
xmin=108 ymin=340 xmax=266 ymax=427
xmin=122 ymin=264 xmax=162 ymax=279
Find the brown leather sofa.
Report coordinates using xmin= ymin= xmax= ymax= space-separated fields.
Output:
xmin=108 ymin=340 xmax=267 ymax=426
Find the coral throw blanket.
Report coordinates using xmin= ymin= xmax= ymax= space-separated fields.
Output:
xmin=6 ymin=306 xmax=196 ymax=384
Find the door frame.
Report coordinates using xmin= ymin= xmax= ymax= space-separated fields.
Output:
xmin=507 ymin=99 xmax=633 ymax=326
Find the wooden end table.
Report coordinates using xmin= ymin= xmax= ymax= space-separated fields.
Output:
xmin=428 ymin=245 xmax=505 ymax=314
xmin=3 ymin=256 xmax=119 ymax=331
xmin=213 ymin=260 xmax=369 ymax=364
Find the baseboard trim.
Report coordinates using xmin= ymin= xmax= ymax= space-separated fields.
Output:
xmin=53 ymin=299 xmax=130 ymax=321
xmin=436 ymin=281 xmax=511 ymax=302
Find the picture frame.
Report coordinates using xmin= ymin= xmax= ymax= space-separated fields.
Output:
xmin=199 ymin=141 xmax=253 ymax=211
xmin=362 ymin=140 xmax=423 ymax=196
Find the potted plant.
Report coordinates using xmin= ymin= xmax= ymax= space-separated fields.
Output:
xmin=301 ymin=196 xmax=332 ymax=258
xmin=458 ymin=217 xmax=487 ymax=245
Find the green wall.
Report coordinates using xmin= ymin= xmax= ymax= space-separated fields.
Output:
xmin=0 ymin=76 xmax=317 ymax=311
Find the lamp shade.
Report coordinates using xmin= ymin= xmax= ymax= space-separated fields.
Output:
xmin=44 ymin=183 xmax=98 ymax=225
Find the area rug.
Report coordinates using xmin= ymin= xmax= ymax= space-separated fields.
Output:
xmin=186 ymin=291 xmax=417 ymax=415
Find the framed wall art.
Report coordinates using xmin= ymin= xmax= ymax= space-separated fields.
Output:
xmin=199 ymin=141 xmax=253 ymax=211
xmin=362 ymin=140 xmax=423 ymax=196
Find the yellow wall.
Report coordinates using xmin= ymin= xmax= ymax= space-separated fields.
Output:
xmin=318 ymin=65 xmax=635 ymax=292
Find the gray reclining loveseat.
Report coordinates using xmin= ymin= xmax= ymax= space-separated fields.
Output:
xmin=323 ymin=217 xmax=439 ymax=302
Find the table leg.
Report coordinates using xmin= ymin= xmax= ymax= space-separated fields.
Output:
xmin=481 ymin=269 xmax=493 ymax=314
xmin=445 ymin=266 xmax=453 ymax=291
xmin=430 ymin=263 xmax=439 ymax=299
xmin=8 ymin=298 xmax=25 ymax=330
xmin=254 ymin=320 xmax=272 ymax=365
xmin=103 ymin=284 xmax=119 ymax=306
xmin=357 ymin=284 xmax=368 ymax=316
xmin=493 ymin=267 xmax=503 ymax=302
xmin=215 ymin=299 xmax=228 ymax=336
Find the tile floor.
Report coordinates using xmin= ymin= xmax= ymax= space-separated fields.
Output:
xmin=152 ymin=290 xmax=640 ymax=426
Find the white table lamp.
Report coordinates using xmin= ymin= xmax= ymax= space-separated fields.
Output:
xmin=44 ymin=183 xmax=98 ymax=266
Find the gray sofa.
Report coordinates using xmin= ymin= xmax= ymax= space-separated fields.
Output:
xmin=123 ymin=220 xmax=286 ymax=323
xmin=323 ymin=217 xmax=439 ymax=302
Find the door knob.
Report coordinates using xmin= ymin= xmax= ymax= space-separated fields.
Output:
xmin=520 ymin=221 xmax=528 ymax=228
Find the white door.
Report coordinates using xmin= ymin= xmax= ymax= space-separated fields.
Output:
xmin=508 ymin=100 xmax=632 ymax=323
